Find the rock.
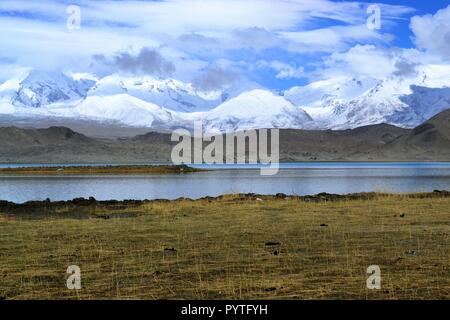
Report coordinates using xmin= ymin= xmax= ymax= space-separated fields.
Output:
xmin=96 ymin=215 xmax=110 ymax=220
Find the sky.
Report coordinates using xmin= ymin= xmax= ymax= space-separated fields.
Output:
xmin=0 ymin=0 xmax=449 ymax=90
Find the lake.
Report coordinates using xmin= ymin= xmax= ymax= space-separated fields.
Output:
xmin=1 ymin=162 xmax=450 ymax=203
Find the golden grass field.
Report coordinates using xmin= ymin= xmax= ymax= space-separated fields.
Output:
xmin=0 ymin=192 xmax=449 ymax=300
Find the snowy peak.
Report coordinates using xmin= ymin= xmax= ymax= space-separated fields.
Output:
xmin=12 ymin=70 xmax=95 ymax=108
xmin=0 ymin=67 xmax=449 ymax=133
xmin=284 ymin=68 xmax=450 ymax=129
xmin=87 ymin=74 xmax=254 ymax=113
xmin=74 ymin=93 xmax=174 ymax=127
xmin=200 ymin=89 xmax=314 ymax=133
xmin=208 ymin=89 xmax=306 ymax=116
xmin=285 ymin=76 xmax=379 ymax=107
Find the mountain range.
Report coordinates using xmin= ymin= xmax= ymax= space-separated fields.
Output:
xmin=1 ymin=109 xmax=449 ymax=163
xmin=0 ymin=65 xmax=449 ymax=134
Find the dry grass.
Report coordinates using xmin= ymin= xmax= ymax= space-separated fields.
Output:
xmin=0 ymin=194 xmax=449 ymax=300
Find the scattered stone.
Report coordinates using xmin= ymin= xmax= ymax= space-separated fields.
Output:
xmin=265 ymin=241 xmax=281 ymax=246
xmin=164 ymin=247 xmax=177 ymax=252
xmin=320 ymin=223 xmax=328 ymax=227
xmin=405 ymin=250 xmax=419 ymax=256
xmin=96 ymin=215 xmax=110 ymax=220
xmin=400 ymin=213 xmax=405 ymax=218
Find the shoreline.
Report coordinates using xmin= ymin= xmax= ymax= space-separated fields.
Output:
xmin=2 ymin=160 xmax=450 ymax=165
xmin=1 ymin=190 xmax=449 ymax=211
xmin=0 ymin=164 xmax=203 ymax=175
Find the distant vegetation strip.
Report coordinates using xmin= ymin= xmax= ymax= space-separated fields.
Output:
xmin=0 ymin=164 xmax=203 ymax=175
xmin=1 ymin=190 xmax=449 ymax=211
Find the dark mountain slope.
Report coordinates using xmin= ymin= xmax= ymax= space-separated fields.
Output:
xmin=0 ymin=110 xmax=449 ymax=163
xmin=377 ymin=109 xmax=450 ymax=161
xmin=278 ymin=124 xmax=410 ymax=161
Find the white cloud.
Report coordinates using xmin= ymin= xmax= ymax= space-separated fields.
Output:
xmin=254 ymin=60 xmax=305 ymax=79
xmin=281 ymin=24 xmax=389 ymax=53
xmin=0 ymin=0 xmax=422 ymax=86
xmin=315 ymin=45 xmax=429 ymax=80
xmin=410 ymin=5 xmax=450 ymax=61
xmin=192 ymin=66 xmax=239 ymax=90
xmin=312 ymin=5 xmax=450 ymax=82
xmin=93 ymin=47 xmax=175 ymax=77
xmin=0 ymin=0 xmax=382 ymax=34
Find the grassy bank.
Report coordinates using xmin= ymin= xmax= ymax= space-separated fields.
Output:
xmin=0 ymin=164 xmax=202 ymax=175
xmin=0 ymin=192 xmax=449 ymax=300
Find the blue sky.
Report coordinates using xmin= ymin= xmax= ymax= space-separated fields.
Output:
xmin=0 ymin=0 xmax=449 ymax=90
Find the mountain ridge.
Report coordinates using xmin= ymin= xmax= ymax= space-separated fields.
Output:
xmin=0 ymin=67 xmax=449 ymax=132
xmin=1 ymin=109 xmax=449 ymax=163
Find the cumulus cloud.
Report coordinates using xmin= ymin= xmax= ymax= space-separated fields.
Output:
xmin=281 ymin=24 xmax=390 ymax=53
xmin=178 ymin=33 xmax=219 ymax=47
xmin=314 ymin=44 xmax=428 ymax=81
xmin=320 ymin=45 xmax=396 ymax=79
xmin=410 ymin=5 xmax=450 ymax=60
xmin=93 ymin=47 xmax=175 ymax=77
xmin=231 ymin=27 xmax=282 ymax=50
xmin=254 ymin=60 xmax=305 ymax=79
xmin=392 ymin=58 xmax=419 ymax=78
xmin=0 ymin=0 xmax=438 ymax=88
xmin=192 ymin=67 xmax=239 ymax=91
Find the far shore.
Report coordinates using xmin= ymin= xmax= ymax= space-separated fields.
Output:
xmin=0 ymin=164 xmax=203 ymax=175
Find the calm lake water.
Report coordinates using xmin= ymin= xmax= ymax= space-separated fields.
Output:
xmin=1 ymin=162 xmax=450 ymax=203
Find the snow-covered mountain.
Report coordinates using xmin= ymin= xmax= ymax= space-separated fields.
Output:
xmin=0 ymin=67 xmax=449 ymax=133
xmin=11 ymin=70 xmax=95 ymax=108
xmin=197 ymin=89 xmax=314 ymax=133
xmin=73 ymin=94 xmax=176 ymax=127
xmin=88 ymin=74 xmax=219 ymax=112
xmin=284 ymin=65 xmax=450 ymax=129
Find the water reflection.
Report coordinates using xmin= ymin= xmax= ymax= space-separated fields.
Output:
xmin=0 ymin=163 xmax=450 ymax=203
